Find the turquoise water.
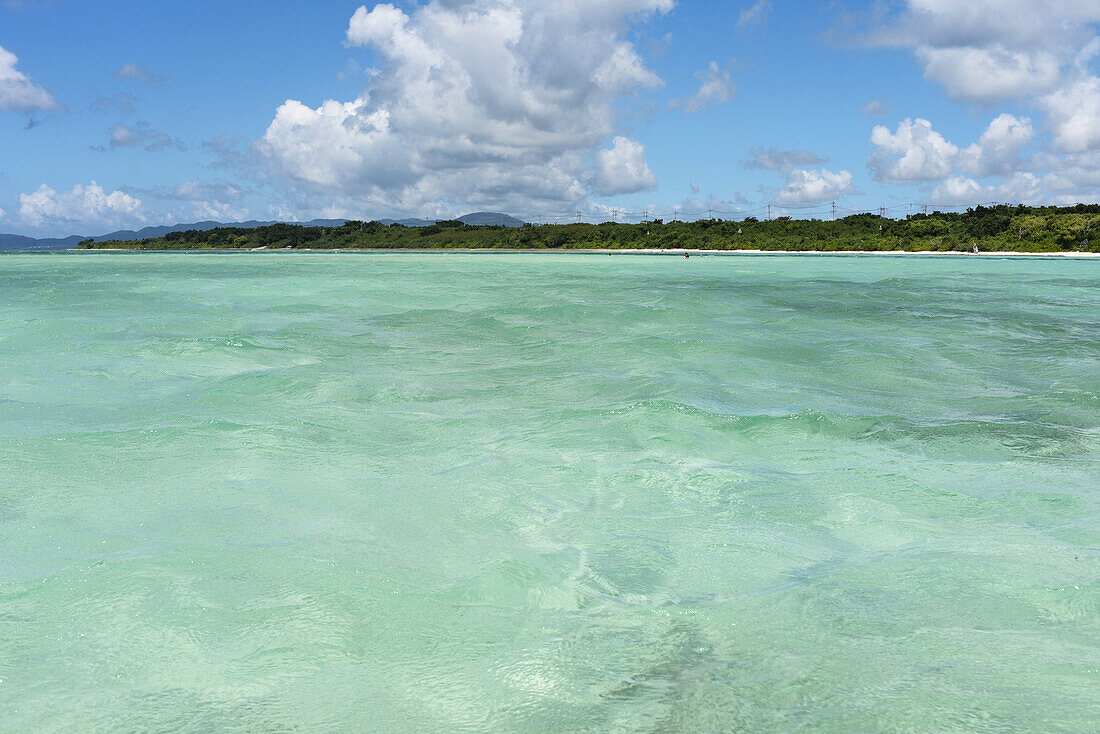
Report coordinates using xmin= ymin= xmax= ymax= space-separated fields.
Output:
xmin=1 ymin=252 xmax=1098 ymax=732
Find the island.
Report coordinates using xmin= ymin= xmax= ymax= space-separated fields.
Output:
xmin=80 ymin=204 xmax=1100 ymax=253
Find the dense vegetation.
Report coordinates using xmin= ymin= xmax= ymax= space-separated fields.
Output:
xmin=81 ymin=204 xmax=1100 ymax=253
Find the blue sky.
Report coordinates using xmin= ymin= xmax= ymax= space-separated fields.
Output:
xmin=2 ymin=0 xmax=1099 ymax=236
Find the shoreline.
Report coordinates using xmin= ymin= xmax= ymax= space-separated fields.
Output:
xmin=65 ymin=247 xmax=1100 ymax=257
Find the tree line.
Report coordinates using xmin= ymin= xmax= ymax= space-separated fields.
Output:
xmin=80 ymin=204 xmax=1100 ymax=253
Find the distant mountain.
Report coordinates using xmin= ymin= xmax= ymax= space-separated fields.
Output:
xmin=0 ymin=234 xmax=85 ymax=251
xmin=458 ymin=212 xmax=525 ymax=227
xmin=0 ymin=212 xmax=526 ymax=250
xmin=377 ymin=217 xmax=438 ymax=227
xmin=0 ymin=220 xmax=348 ymax=250
xmin=83 ymin=219 xmax=351 ymax=243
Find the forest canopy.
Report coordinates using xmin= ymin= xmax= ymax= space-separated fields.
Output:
xmin=80 ymin=204 xmax=1100 ymax=253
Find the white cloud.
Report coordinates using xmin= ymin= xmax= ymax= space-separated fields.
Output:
xmin=914 ymin=45 xmax=1062 ymax=103
xmin=0 ymin=206 xmax=6 ymax=221
xmin=772 ymin=169 xmax=857 ymax=205
xmin=18 ymin=182 xmax=148 ymax=231
xmin=1036 ymin=150 xmax=1100 ymax=196
xmin=930 ymin=172 xmax=1043 ymax=206
xmin=0 ymin=44 xmax=56 ymax=112
xmin=674 ymin=61 xmax=736 ymax=113
xmin=594 ymin=136 xmax=657 ymax=195
xmin=870 ymin=114 xmax=1044 ymax=193
xmin=960 ymin=113 xmax=1035 ymax=176
xmin=869 ymin=118 xmax=959 ymax=182
xmin=930 ymin=176 xmax=983 ymax=205
xmin=862 ymin=1 xmax=1100 ymax=201
xmin=866 ymin=110 xmax=1100 ymax=205
xmin=1040 ymin=77 xmax=1100 ymax=152
xmin=259 ymin=0 xmax=672 ymax=217
xmin=879 ymin=1 xmax=1100 ymax=103
xmin=737 ymin=0 xmax=771 ymax=28
xmin=113 ymin=62 xmax=165 ymax=83
xmin=11 ymin=179 xmax=249 ymax=233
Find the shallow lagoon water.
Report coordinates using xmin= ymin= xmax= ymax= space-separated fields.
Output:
xmin=1 ymin=252 xmax=1098 ymax=732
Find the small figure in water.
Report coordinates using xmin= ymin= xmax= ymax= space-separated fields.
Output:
xmin=684 ymin=253 xmax=690 ymax=259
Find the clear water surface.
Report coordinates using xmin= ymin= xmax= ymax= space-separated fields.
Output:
xmin=1 ymin=252 xmax=1097 ymax=732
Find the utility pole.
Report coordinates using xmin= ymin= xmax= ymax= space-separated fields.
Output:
xmin=880 ymin=205 xmax=885 ymax=218
xmin=708 ymin=208 xmax=713 ymax=220
xmin=767 ymin=204 xmax=772 ymax=221
xmin=831 ymin=201 xmax=836 ymax=221
xmin=923 ymin=204 xmax=928 ymax=215
xmin=576 ymin=210 xmax=582 ymax=224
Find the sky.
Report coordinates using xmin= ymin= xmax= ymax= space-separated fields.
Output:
xmin=2 ymin=0 xmax=1100 ymax=237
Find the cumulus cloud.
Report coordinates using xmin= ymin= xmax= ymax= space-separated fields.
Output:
xmin=930 ymin=176 xmax=982 ymax=205
xmin=914 ymin=46 xmax=1062 ymax=103
xmin=674 ymin=61 xmax=736 ymax=113
xmin=864 ymin=111 xmax=1090 ymax=206
xmin=873 ymin=0 xmax=1100 ymax=162
xmin=18 ymin=182 xmax=148 ymax=231
xmin=1039 ymin=77 xmax=1100 ymax=153
xmin=1035 ymin=150 xmax=1100 ymax=196
xmin=594 ymin=136 xmax=657 ymax=194
xmin=870 ymin=114 xmax=1039 ymax=187
xmin=737 ymin=0 xmax=771 ymax=28
xmin=868 ymin=0 xmax=1100 ymax=161
xmin=962 ymin=113 xmax=1035 ymax=176
xmin=876 ymin=1 xmax=1100 ymax=103
xmin=869 ymin=117 xmax=960 ymax=182
xmin=746 ymin=146 xmax=827 ymax=171
xmin=113 ymin=62 xmax=166 ymax=83
xmin=870 ymin=114 xmax=1037 ymax=186
xmin=772 ymin=169 xmax=857 ymax=205
xmin=259 ymin=0 xmax=672 ymax=217
xmin=930 ymin=172 xmax=1043 ymax=206
xmin=0 ymin=44 xmax=56 ymax=112
xmin=106 ymin=122 xmax=186 ymax=151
